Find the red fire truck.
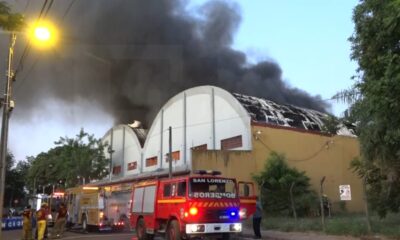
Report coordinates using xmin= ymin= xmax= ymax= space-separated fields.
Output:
xmin=130 ymin=170 xmax=256 ymax=240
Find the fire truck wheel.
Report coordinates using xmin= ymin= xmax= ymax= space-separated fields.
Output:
xmin=166 ymin=220 xmax=181 ymax=240
xmin=136 ymin=218 xmax=150 ymax=240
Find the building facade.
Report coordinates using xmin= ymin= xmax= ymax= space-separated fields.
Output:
xmin=101 ymin=85 xmax=362 ymax=212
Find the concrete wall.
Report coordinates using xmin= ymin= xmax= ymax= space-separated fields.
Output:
xmin=192 ymin=124 xmax=363 ymax=212
xmin=142 ymin=85 xmax=252 ymax=172
xmin=103 ymin=125 xmax=143 ymax=180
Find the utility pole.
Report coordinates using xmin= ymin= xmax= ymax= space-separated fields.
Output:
xmin=0 ymin=33 xmax=16 ymax=235
xmin=168 ymin=126 xmax=172 ymax=178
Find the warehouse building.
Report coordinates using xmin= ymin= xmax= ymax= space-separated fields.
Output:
xmin=102 ymin=85 xmax=362 ymax=212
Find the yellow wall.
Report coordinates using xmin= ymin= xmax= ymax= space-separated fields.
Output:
xmin=192 ymin=125 xmax=363 ymax=212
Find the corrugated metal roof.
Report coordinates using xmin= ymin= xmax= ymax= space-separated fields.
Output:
xmin=233 ymin=93 xmax=356 ymax=136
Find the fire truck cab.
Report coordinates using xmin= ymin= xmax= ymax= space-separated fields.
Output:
xmin=130 ymin=170 xmax=256 ymax=240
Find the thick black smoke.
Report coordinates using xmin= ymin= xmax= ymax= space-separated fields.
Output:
xmin=13 ymin=0 xmax=328 ymax=126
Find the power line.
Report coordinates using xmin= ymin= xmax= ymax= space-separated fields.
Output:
xmin=14 ymin=56 xmax=40 ymax=92
xmin=15 ymin=0 xmax=51 ymax=76
xmin=23 ymin=0 xmax=32 ymax=13
xmin=62 ymin=0 xmax=77 ymax=21
xmin=43 ymin=0 xmax=54 ymax=18
xmin=15 ymin=0 xmax=74 ymax=93
xmin=256 ymin=137 xmax=338 ymax=162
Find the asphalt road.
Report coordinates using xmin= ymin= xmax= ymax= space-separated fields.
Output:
xmin=2 ymin=229 xmax=258 ymax=240
xmin=3 ymin=229 xmax=137 ymax=240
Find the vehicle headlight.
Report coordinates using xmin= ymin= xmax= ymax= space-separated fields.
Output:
xmin=188 ymin=224 xmax=205 ymax=233
xmin=239 ymin=208 xmax=247 ymax=218
xmin=230 ymin=223 xmax=242 ymax=232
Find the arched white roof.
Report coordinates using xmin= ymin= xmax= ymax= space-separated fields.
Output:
xmin=102 ymin=124 xmax=148 ymax=180
xmin=99 ymin=85 xmax=354 ymax=181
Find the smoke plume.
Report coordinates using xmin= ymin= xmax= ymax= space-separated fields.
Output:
xmin=13 ymin=0 xmax=329 ymax=127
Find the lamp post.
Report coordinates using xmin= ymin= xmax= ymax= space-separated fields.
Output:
xmin=0 ymin=32 xmax=17 ymax=225
xmin=0 ymin=22 xmax=56 ymax=232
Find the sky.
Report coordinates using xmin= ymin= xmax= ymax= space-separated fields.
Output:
xmin=7 ymin=0 xmax=359 ymax=161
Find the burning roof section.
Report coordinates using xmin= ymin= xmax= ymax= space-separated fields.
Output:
xmin=130 ymin=128 xmax=148 ymax=147
xmin=233 ymin=93 xmax=355 ymax=136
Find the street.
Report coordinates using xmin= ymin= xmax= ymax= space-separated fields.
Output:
xmin=2 ymin=229 xmax=135 ymax=240
xmin=1 ymin=229 xmax=260 ymax=240
xmin=1 ymin=224 xmax=366 ymax=240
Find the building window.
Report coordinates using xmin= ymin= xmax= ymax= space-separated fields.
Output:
xmin=192 ymin=144 xmax=207 ymax=151
xmin=221 ymin=135 xmax=242 ymax=150
xmin=146 ymin=156 xmax=158 ymax=167
xmin=112 ymin=165 xmax=122 ymax=175
xmin=166 ymin=151 xmax=180 ymax=162
xmin=127 ymin=161 xmax=137 ymax=171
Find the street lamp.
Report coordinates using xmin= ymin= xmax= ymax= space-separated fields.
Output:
xmin=28 ymin=20 xmax=58 ymax=49
xmin=0 ymin=21 xmax=57 ymax=228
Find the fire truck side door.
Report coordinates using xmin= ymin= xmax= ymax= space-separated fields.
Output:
xmin=238 ymin=181 xmax=256 ymax=219
xmin=131 ymin=184 xmax=157 ymax=231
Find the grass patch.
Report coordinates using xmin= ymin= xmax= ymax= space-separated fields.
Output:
xmin=262 ymin=216 xmax=321 ymax=232
xmin=261 ymin=213 xmax=400 ymax=237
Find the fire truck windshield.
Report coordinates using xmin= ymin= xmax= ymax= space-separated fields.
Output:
xmin=189 ymin=177 xmax=237 ymax=199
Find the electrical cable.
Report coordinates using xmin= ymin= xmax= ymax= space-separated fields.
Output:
xmin=15 ymin=0 xmax=50 ymax=76
xmin=61 ymin=0 xmax=77 ymax=21
xmin=14 ymin=0 xmax=59 ymax=93
xmin=23 ymin=0 xmax=32 ymax=13
xmin=256 ymin=136 xmax=337 ymax=162
xmin=43 ymin=0 xmax=54 ymax=18
xmin=15 ymin=0 xmax=75 ymax=94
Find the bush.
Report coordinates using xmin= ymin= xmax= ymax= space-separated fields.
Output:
xmin=253 ymin=152 xmax=318 ymax=217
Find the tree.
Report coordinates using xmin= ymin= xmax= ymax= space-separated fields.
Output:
xmin=321 ymin=115 xmax=340 ymax=135
xmin=252 ymin=152 xmax=318 ymax=217
xmin=4 ymin=152 xmax=29 ymax=209
xmin=0 ymin=2 xmax=24 ymax=31
xmin=27 ymin=129 xmax=109 ymax=193
xmin=336 ymin=0 xmax=400 ymax=217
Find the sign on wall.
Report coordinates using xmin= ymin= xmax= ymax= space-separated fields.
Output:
xmin=339 ymin=185 xmax=351 ymax=201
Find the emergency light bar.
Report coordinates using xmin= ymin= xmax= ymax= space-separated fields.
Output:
xmin=194 ymin=170 xmax=221 ymax=176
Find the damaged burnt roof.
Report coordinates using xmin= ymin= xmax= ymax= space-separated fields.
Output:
xmin=130 ymin=128 xmax=148 ymax=147
xmin=233 ymin=93 xmax=355 ymax=136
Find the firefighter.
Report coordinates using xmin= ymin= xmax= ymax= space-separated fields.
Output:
xmin=52 ymin=202 xmax=67 ymax=238
xmin=22 ymin=205 xmax=33 ymax=240
xmin=252 ymin=196 xmax=262 ymax=239
xmin=36 ymin=203 xmax=49 ymax=240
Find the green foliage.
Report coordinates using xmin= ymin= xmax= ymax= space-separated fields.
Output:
xmin=338 ymin=0 xmax=400 ymax=217
xmin=27 ymin=129 xmax=109 ymax=193
xmin=325 ymin=216 xmax=368 ymax=236
xmin=262 ymin=213 xmax=400 ymax=237
xmin=252 ymin=152 xmax=318 ymax=217
xmin=262 ymin=216 xmax=322 ymax=232
xmin=321 ymin=115 xmax=340 ymax=134
xmin=0 ymin=2 xmax=24 ymax=31
xmin=4 ymin=152 xmax=29 ymax=208
xmin=351 ymin=157 xmax=400 ymax=218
